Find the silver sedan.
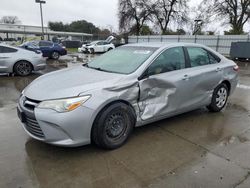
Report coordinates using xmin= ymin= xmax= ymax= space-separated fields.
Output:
xmin=17 ymin=43 xmax=239 ymax=149
xmin=0 ymin=44 xmax=46 ymax=76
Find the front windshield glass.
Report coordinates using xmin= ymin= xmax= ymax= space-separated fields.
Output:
xmin=90 ymin=41 xmax=98 ymax=45
xmin=87 ymin=46 xmax=157 ymax=74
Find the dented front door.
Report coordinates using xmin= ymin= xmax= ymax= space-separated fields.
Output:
xmin=138 ymin=70 xmax=192 ymax=121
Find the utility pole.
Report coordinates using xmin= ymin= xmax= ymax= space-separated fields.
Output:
xmin=35 ymin=0 xmax=46 ymax=40
xmin=193 ymin=19 xmax=203 ymax=35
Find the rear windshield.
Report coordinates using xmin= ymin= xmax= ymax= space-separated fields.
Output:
xmin=88 ymin=46 xmax=157 ymax=74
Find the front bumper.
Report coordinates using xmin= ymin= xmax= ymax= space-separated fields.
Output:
xmin=17 ymin=96 xmax=95 ymax=147
xmin=60 ymin=49 xmax=67 ymax=56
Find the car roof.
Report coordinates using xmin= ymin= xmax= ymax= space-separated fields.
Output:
xmin=124 ymin=42 xmax=207 ymax=49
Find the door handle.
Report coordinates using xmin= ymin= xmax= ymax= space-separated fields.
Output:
xmin=216 ymin=67 xmax=222 ymax=72
xmin=182 ymin=74 xmax=189 ymax=81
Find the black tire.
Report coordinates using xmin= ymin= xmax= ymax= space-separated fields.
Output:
xmin=207 ymin=83 xmax=229 ymax=112
xmin=92 ymin=103 xmax=135 ymax=149
xmin=89 ymin=48 xmax=95 ymax=54
xmin=51 ymin=51 xmax=60 ymax=60
xmin=14 ymin=61 xmax=32 ymax=76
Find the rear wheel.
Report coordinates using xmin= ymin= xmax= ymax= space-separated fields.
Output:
xmin=14 ymin=61 xmax=32 ymax=76
xmin=51 ymin=51 xmax=60 ymax=60
xmin=207 ymin=83 xmax=229 ymax=112
xmin=92 ymin=103 xmax=135 ymax=149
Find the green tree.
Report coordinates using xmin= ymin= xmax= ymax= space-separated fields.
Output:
xmin=48 ymin=21 xmax=67 ymax=31
xmin=140 ymin=25 xmax=153 ymax=35
xmin=48 ymin=20 xmax=100 ymax=34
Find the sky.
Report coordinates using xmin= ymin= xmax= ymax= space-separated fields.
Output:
xmin=0 ymin=0 xmax=248 ymax=34
xmin=0 ymin=0 xmax=118 ymax=30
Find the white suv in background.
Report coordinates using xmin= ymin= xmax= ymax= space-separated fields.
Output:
xmin=78 ymin=36 xmax=115 ymax=54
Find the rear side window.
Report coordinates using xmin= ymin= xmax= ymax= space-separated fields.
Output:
xmin=0 ymin=46 xmax=18 ymax=53
xmin=39 ymin=41 xmax=53 ymax=47
xmin=187 ymin=47 xmax=220 ymax=67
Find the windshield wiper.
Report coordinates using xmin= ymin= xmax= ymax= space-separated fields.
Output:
xmin=83 ymin=64 xmax=118 ymax=73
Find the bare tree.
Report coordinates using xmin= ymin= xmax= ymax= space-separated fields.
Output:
xmin=204 ymin=0 xmax=250 ymax=34
xmin=0 ymin=16 xmax=20 ymax=24
xmin=118 ymin=0 xmax=152 ymax=35
xmin=150 ymin=0 xmax=189 ymax=34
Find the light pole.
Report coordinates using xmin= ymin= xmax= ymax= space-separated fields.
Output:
xmin=35 ymin=0 xmax=46 ymax=40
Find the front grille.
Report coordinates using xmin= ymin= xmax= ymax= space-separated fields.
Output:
xmin=25 ymin=116 xmax=45 ymax=138
xmin=23 ymin=97 xmax=40 ymax=111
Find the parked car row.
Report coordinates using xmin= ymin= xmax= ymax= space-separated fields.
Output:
xmin=0 ymin=40 xmax=68 ymax=76
xmin=0 ymin=44 xmax=46 ymax=76
xmin=20 ymin=40 xmax=67 ymax=60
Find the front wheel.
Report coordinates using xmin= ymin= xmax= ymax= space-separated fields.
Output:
xmin=92 ymin=103 xmax=135 ymax=149
xmin=207 ymin=83 xmax=229 ymax=112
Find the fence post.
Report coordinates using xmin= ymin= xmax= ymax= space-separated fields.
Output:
xmin=148 ymin=35 xmax=150 ymax=42
xmin=216 ymin=35 xmax=220 ymax=52
xmin=137 ymin=35 xmax=139 ymax=43
xmin=247 ymin=35 xmax=250 ymax=42
xmin=178 ymin=35 xmax=180 ymax=42
xmin=160 ymin=35 xmax=163 ymax=42
xmin=194 ymin=35 xmax=197 ymax=43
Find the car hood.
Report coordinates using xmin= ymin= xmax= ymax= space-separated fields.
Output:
xmin=23 ymin=66 xmax=124 ymax=101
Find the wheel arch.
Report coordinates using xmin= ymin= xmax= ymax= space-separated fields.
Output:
xmin=221 ymin=80 xmax=231 ymax=94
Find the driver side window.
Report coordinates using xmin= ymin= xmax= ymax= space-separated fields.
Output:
xmin=147 ymin=47 xmax=185 ymax=76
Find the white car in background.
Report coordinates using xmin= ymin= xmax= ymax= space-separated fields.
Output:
xmin=78 ymin=36 xmax=115 ymax=54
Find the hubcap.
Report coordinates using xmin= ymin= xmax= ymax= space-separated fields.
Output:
xmin=16 ymin=62 xmax=31 ymax=75
xmin=105 ymin=112 xmax=126 ymax=139
xmin=52 ymin=52 xmax=59 ymax=59
xmin=216 ymin=87 xmax=227 ymax=108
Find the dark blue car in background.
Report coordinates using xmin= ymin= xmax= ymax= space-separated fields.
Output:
xmin=20 ymin=41 xmax=67 ymax=60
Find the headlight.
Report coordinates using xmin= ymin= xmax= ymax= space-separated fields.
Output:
xmin=37 ymin=96 xmax=91 ymax=113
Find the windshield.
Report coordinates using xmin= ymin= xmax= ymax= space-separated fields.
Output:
xmin=89 ymin=41 xmax=98 ymax=45
xmin=87 ymin=46 xmax=157 ymax=74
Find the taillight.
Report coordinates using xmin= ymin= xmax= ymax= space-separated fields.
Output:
xmin=233 ymin=65 xmax=239 ymax=71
